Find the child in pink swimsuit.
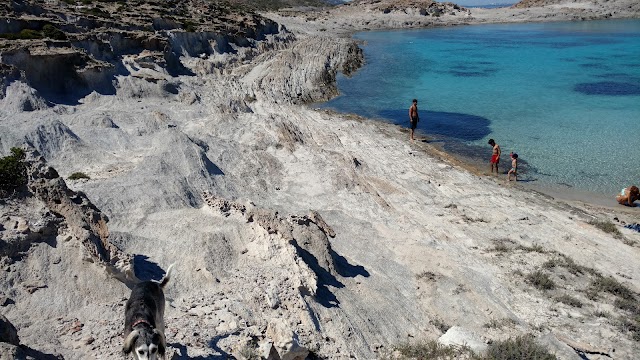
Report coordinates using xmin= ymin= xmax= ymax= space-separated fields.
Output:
xmin=507 ymin=153 xmax=518 ymax=181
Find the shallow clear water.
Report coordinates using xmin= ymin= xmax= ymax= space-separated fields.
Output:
xmin=322 ymin=19 xmax=640 ymax=195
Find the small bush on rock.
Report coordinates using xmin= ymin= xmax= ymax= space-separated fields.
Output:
xmin=526 ymin=270 xmax=555 ymax=290
xmin=589 ymin=275 xmax=634 ymax=300
xmin=42 ymin=24 xmax=67 ymax=40
xmin=390 ymin=335 xmax=557 ymax=359
xmin=395 ymin=340 xmax=472 ymax=359
xmin=0 ymin=148 xmax=27 ymax=195
xmin=68 ymin=172 xmax=90 ymax=180
xmin=484 ymin=317 xmax=517 ymax=329
xmin=483 ymin=335 xmax=557 ymax=360
xmin=555 ymin=294 xmax=583 ymax=308
xmin=588 ymin=219 xmax=622 ymax=238
xmin=0 ymin=29 xmax=43 ymax=40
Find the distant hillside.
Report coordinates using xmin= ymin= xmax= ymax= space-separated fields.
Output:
xmin=513 ymin=0 xmax=574 ymax=7
xmin=350 ymin=0 xmax=438 ymax=7
xmin=229 ymin=0 xmax=346 ymax=10
xmin=513 ymin=0 xmax=640 ymax=11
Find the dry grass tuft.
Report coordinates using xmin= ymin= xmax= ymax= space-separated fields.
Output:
xmin=483 ymin=335 xmax=557 ymax=360
xmin=526 ymin=270 xmax=555 ymax=290
xmin=394 ymin=340 xmax=472 ymax=359
xmin=483 ymin=317 xmax=517 ymax=329
xmin=516 ymin=244 xmax=546 ymax=253
xmin=391 ymin=335 xmax=558 ymax=360
xmin=555 ymin=294 xmax=583 ymax=308
xmin=588 ymin=219 xmax=623 ymax=238
xmin=589 ymin=275 xmax=635 ymax=300
xmin=429 ymin=317 xmax=450 ymax=333
xmin=416 ymin=271 xmax=438 ymax=282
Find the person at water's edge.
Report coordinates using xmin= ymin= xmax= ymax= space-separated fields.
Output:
xmin=409 ymin=99 xmax=420 ymax=141
xmin=409 ymin=99 xmax=419 ymax=141
xmin=617 ymin=185 xmax=639 ymax=207
xmin=488 ymin=139 xmax=501 ymax=174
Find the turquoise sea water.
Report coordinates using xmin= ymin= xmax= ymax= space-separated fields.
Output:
xmin=322 ymin=19 xmax=640 ymax=196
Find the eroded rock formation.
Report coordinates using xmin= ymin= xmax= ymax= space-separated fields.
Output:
xmin=1 ymin=150 xmax=135 ymax=284
xmin=0 ymin=0 xmax=293 ymax=104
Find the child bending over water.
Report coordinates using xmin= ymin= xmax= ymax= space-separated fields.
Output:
xmin=507 ymin=153 xmax=518 ymax=181
xmin=617 ymin=186 xmax=639 ymax=207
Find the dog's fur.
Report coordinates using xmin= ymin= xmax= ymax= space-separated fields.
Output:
xmin=123 ymin=264 xmax=174 ymax=360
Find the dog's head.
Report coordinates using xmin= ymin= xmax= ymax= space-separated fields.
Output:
xmin=123 ymin=327 xmax=166 ymax=360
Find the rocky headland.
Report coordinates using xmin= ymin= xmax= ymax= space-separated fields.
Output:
xmin=1 ymin=0 xmax=639 ymax=359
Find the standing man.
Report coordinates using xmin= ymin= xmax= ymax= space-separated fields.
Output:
xmin=409 ymin=99 xmax=419 ymax=141
xmin=488 ymin=138 xmax=501 ymax=174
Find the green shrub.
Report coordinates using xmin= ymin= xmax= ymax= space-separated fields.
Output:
xmin=588 ymin=219 xmax=622 ymax=238
xmin=484 ymin=317 xmax=517 ymax=329
xmin=395 ymin=340 xmax=472 ymax=359
xmin=482 ymin=335 xmax=557 ymax=360
xmin=429 ymin=317 xmax=450 ymax=333
xmin=416 ymin=271 xmax=438 ymax=281
xmin=0 ymin=148 xmax=27 ymax=194
xmin=526 ymin=270 xmax=555 ymax=290
xmin=589 ymin=275 xmax=635 ymax=300
xmin=42 ymin=24 xmax=67 ymax=40
xmin=0 ymin=29 xmax=43 ymax=40
xmin=542 ymin=258 xmax=560 ymax=269
xmin=555 ymin=294 xmax=583 ymax=308
xmin=392 ymin=335 xmax=557 ymax=360
xmin=182 ymin=20 xmax=197 ymax=32
xmin=619 ymin=315 xmax=640 ymax=341
xmin=491 ymin=239 xmax=513 ymax=253
xmin=613 ymin=297 xmax=640 ymax=341
xmin=614 ymin=298 xmax=640 ymax=314
xmin=543 ymin=255 xmax=589 ymax=275
xmin=462 ymin=214 xmax=486 ymax=223
xmin=516 ymin=244 xmax=546 ymax=253
xmin=68 ymin=172 xmax=90 ymax=180
xmin=560 ymin=256 xmax=588 ymax=275
xmin=593 ymin=310 xmax=611 ymax=318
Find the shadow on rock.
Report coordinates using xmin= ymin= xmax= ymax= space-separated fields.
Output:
xmin=293 ymin=243 xmax=370 ymax=309
xmin=0 ymin=345 xmax=64 ymax=360
xmin=167 ymin=331 xmax=239 ymax=360
xmin=202 ymin=154 xmax=224 ymax=176
xmin=331 ymin=249 xmax=370 ymax=279
xmin=169 ymin=342 xmax=228 ymax=360
xmin=133 ymin=255 xmax=165 ymax=282
xmin=291 ymin=242 xmax=342 ymax=308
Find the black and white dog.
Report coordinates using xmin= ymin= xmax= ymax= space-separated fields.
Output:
xmin=123 ymin=264 xmax=174 ymax=359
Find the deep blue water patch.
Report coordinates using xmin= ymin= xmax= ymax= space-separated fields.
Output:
xmin=574 ymin=81 xmax=640 ymax=95
xmin=449 ymin=70 xmax=492 ymax=77
xmin=448 ymin=64 xmax=498 ymax=77
xmin=595 ymin=73 xmax=635 ymax=79
xmin=579 ymin=62 xmax=610 ymax=70
xmin=378 ymin=109 xmax=491 ymax=141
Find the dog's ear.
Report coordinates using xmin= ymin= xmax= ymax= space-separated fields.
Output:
xmin=153 ymin=328 xmax=167 ymax=355
xmin=123 ymin=329 xmax=140 ymax=354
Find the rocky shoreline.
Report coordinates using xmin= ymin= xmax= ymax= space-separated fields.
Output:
xmin=1 ymin=1 xmax=639 ymax=359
